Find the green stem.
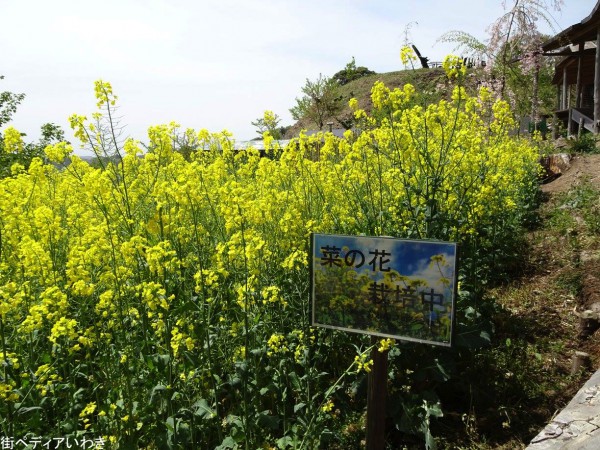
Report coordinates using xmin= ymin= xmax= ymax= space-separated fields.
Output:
xmin=238 ymin=210 xmax=252 ymax=450
xmin=0 ymin=316 xmax=14 ymax=436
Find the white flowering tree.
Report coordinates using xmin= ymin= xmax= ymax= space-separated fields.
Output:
xmin=438 ymin=0 xmax=564 ymax=124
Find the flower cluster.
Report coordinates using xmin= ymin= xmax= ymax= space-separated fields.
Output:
xmin=0 ymin=78 xmax=541 ymax=447
xmin=354 ymin=352 xmax=374 ymax=373
xmin=2 ymin=127 xmax=24 ymax=154
xmin=400 ymin=45 xmax=418 ymax=69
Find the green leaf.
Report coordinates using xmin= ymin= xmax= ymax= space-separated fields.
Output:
xmin=293 ymin=402 xmax=306 ymax=413
xmin=259 ymin=382 xmax=278 ymax=396
xmin=230 ymin=376 xmax=242 ymax=388
xmin=425 ymin=429 xmax=437 ymax=450
xmin=72 ymin=387 xmax=85 ymax=399
xmin=288 ymin=372 xmax=301 ymax=391
xmin=166 ymin=416 xmax=175 ymax=431
xmin=16 ymin=406 xmax=42 ymax=415
xmin=225 ymin=414 xmax=243 ymax=430
xmin=150 ymin=383 xmax=166 ymax=403
xmin=192 ymin=398 xmax=216 ymax=419
xmin=276 ymin=436 xmax=293 ymax=449
xmin=479 ymin=330 xmax=491 ymax=343
xmin=434 ymin=357 xmax=453 ymax=381
xmin=215 ymin=436 xmax=237 ymax=450
xmin=257 ymin=411 xmax=279 ymax=430
xmin=425 ymin=402 xmax=443 ymax=418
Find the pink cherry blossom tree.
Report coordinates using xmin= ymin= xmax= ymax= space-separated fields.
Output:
xmin=438 ymin=0 xmax=563 ymax=125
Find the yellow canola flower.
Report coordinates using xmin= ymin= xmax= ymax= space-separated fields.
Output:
xmin=49 ymin=317 xmax=79 ymax=344
xmin=348 ymin=97 xmax=358 ymax=110
xmin=354 ymin=353 xmax=374 ymax=374
xmin=94 ymin=79 xmax=118 ymax=108
xmin=400 ymin=45 xmax=418 ymax=67
xmin=267 ymin=333 xmax=288 ymax=356
xmin=442 ymin=54 xmax=467 ymax=79
xmin=68 ymin=114 xmax=88 ymax=143
xmin=3 ymin=126 xmax=24 ymax=153
xmin=44 ymin=142 xmax=73 ymax=163
xmin=378 ymin=338 xmax=395 ymax=353
xmin=0 ymin=78 xmax=541 ymax=442
xmin=79 ymin=401 xmax=97 ymax=418
xmin=322 ymin=399 xmax=334 ymax=413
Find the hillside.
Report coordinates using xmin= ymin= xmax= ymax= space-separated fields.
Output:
xmin=284 ymin=66 xmax=484 ymax=138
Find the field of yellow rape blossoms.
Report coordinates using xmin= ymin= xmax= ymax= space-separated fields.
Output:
xmin=0 ymin=58 xmax=542 ymax=448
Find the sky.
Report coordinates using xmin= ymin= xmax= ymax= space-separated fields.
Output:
xmin=0 ymin=0 xmax=594 ymax=154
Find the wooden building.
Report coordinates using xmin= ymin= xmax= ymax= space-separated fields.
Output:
xmin=542 ymin=1 xmax=600 ymax=136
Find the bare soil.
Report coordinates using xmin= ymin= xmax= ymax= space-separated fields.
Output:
xmin=541 ymin=154 xmax=600 ymax=196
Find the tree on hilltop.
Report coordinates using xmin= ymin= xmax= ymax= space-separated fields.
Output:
xmin=290 ymin=74 xmax=343 ymax=131
xmin=332 ymin=57 xmax=375 ymax=86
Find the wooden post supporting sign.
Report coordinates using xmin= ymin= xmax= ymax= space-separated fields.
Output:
xmin=366 ymin=336 xmax=389 ymax=450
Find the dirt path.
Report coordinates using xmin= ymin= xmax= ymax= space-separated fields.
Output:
xmin=542 ymin=154 xmax=600 ymax=195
